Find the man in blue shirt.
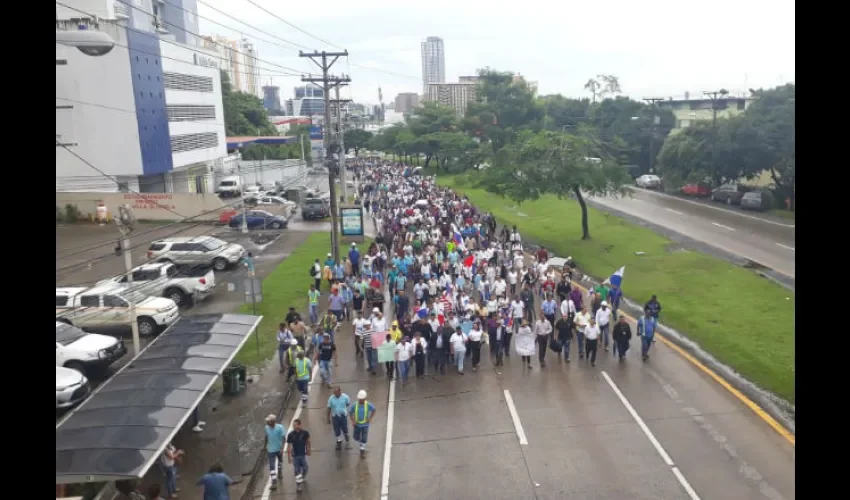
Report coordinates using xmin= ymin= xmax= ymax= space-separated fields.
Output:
xmin=349 ymin=390 xmax=377 ymax=458
xmin=263 ymin=414 xmax=286 ymax=488
xmin=327 ymin=387 xmax=351 ymax=450
xmin=542 ymin=295 xmax=557 ymax=327
xmin=349 ymin=243 xmax=361 ymax=276
xmin=196 ymin=463 xmax=232 ymax=500
xmin=637 ymin=309 xmax=658 ymax=361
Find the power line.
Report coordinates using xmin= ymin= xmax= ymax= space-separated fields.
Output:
xmin=244 ymin=0 xmax=342 ymax=50
xmin=191 ymin=0 xmax=308 ymax=51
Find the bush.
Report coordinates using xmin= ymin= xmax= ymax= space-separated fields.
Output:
xmin=63 ymin=204 xmax=82 ymax=223
xmin=56 ymin=205 xmax=63 ymax=223
xmin=759 ymin=189 xmax=776 ymax=209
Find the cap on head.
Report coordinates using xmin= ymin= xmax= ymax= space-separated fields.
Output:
xmin=327 ymin=252 xmax=332 ymax=257
xmin=357 ymin=390 xmax=367 ymax=400
xmin=265 ymin=414 xmax=277 ymax=423
xmin=601 ymin=301 xmax=608 ymax=307
xmin=373 ymin=307 xmax=380 ymax=313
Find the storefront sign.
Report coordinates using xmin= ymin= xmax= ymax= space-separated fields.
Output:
xmin=122 ymin=193 xmax=176 ymax=210
xmin=193 ymin=52 xmax=220 ymax=69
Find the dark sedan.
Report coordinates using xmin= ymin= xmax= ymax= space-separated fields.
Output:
xmin=228 ymin=209 xmax=288 ymax=230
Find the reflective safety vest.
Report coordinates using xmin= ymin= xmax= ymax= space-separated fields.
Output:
xmin=354 ymin=401 xmax=371 ymax=425
xmin=296 ymin=358 xmax=310 ymax=378
xmin=287 ymin=346 xmax=303 ymax=364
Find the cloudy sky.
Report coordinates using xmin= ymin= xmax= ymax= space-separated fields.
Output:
xmin=197 ymin=0 xmax=795 ymax=105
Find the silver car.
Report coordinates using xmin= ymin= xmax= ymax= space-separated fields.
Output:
xmin=636 ymin=174 xmax=662 ymax=189
xmin=147 ymin=236 xmax=245 ymax=272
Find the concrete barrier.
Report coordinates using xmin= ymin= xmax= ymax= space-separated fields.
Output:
xmin=56 ymin=192 xmax=228 ymax=222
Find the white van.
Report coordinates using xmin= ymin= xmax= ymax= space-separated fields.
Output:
xmin=217 ymin=176 xmax=243 ymax=197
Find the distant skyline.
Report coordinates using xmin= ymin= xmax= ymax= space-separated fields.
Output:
xmin=197 ymin=0 xmax=795 ymax=105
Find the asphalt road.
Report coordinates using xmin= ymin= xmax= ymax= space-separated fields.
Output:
xmin=590 ymin=188 xmax=796 ymax=279
xmin=253 ymin=262 xmax=794 ymax=499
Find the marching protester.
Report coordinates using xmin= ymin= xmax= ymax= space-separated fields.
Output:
xmin=612 ymin=315 xmax=632 ymax=361
xmin=350 ymin=390 xmax=377 ymax=458
xmin=327 ymin=387 xmax=351 ymax=450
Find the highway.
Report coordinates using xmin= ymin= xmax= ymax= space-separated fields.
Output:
xmin=590 ymin=187 xmax=795 ymax=279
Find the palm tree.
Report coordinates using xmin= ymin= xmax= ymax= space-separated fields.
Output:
xmin=584 ymin=78 xmax=601 ymax=103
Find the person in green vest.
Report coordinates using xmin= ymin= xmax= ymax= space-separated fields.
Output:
xmin=349 ymin=390 xmax=377 ymax=458
xmin=307 ymin=285 xmax=321 ymax=325
xmin=294 ymin=351 xmax=312 ymax=404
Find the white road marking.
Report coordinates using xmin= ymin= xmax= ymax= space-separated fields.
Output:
xmin=602 ymin=371 xmax=700 ymax=500
xmin=260 ymin=364 xmax=320 ymax=500
xmin=380 ymin=379 xmax=397 ymax=500
xmin=664 ymin=208 xmax=684 ymax=216
xmin=504 ymin=389 xmax=529 ymax=445
xmin=775 ymin=243 xmax=795 ymax=252
xmin=629 ymin=186 xmax=795 ymax=228
xmin=711 ymin=222 xmax=736 ymax=231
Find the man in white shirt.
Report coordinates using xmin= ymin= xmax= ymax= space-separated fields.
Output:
xmin=352 ymin=312 xmax=370 ymax=358
xmin=510 ymin=297 xmax=525 ymax=335
xmin=560 ymin=297 xmax=577 ymax=322
xmin=595 ymin=301 xmax=612 ymax=353
xmin=493 ymin=277 xmax=507 ymax=299
xmin=507 ymin=269 xmax=518 ymax=296
xmin=583 ymin=318 xmax=601 ymax=366
xmin=574 ymin=307 xmax=592 ymax=360
xmin=467 ymin=322 xmax=484 ymax=372
xmin=370 ymin=310 xmax=387 ymax=332
xmin=532 ymin=314 xmax=553 ymax=367
xmin=449 ymin=327 xmax=468 ymax=374
xmin=428 ymin=276 xmax=439 ymax=297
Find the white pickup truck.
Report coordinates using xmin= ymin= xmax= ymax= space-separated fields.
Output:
xmin=97 ymin=262 xmax=215 ymax=307
xmin=56 ymin=284 xmax=180 ymax=336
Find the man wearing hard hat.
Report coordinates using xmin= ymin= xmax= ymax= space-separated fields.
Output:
xmin=349 ymin=390 xmax=376 ymax=458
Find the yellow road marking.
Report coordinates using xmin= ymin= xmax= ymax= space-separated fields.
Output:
xmin=536 ymin=260 xmax=795 ymax=446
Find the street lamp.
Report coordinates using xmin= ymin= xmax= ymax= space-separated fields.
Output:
xmin=56 ymin=29 xmax=115 ymax=56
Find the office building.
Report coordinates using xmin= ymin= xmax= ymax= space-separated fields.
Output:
xmin=394 ymin=93 xmax=420 ymax=114
xmin=426 ymin=82 xmax=477 ymax=116
xmin=421 ymin=36 xmax=446 ymax=95
xmin=294 ymin=85 xmax=324 ymax=99
xmin=200 ymin=34 xmax=260 ymax=95
xmin=262 ymin=86 xmax=282 ymax=112
xmin=56 ymin=1 xmax=227 ymax=193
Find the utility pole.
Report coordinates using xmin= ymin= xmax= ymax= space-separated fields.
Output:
xmin=115 ymin=205 xmax=141 ymax=355
xmin=331 ymin=90 xmax=352 ymax=202
xmin=643 ymin=97 xmax=664 ymax=173
xmin=300 ymin=50 xmax=350 ymax=262
xmin=703 ymin=89 xmax=728 ymax=180
xmin=237 ymin=162 xmax=248 ymax=234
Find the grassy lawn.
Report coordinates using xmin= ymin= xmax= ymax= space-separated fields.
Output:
xmin=770 ymin=209 xmax=796 ymax=221
xmin=234 ymin=233 xmax=369 ymax=367
xmin=440 ymin=175 xmax=796 ymax=403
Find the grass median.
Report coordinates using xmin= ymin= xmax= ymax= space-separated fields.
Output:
xmin=234 ymin=232 xmax=371 ymax=367
xmin=440 ymin=175 xmax=795 ymax=403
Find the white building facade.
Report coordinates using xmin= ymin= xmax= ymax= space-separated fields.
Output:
xmin=201 ymin=34 xmax=260 ymax=96
xmin=421 ymin=36 xmax=445 ymax=95
xmin=56 ymin=0 xmax=227 ymax=193
xmin=426 ymin=82 xmax=476 ymax=116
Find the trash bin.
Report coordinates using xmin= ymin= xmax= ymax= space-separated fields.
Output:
xmin=222 ymin=363 xmax=246 ymax=396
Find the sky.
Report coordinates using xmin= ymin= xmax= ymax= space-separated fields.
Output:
xmin=197 ymin=0 xmax=795 ymax=106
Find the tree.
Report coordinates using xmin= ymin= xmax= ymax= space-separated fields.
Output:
xmin=480 ymin=130 xmax=631 ymax=240
xmin=407 ymin=102 xmax=462 ymax=168
xmin=221 ymin=71 xmax=277 ymax=137
xmin=584 ymin=78 xmax=601 ymax=103
xmin=464 ymin=68 xmax=544 ymax=153
xmin=746 ymin=84 xmax=795 ymax=209
xmin=598 ymin=74 xmax=622 ymax=98
xmin=343 ymin=129 xmax=374 ymax=156
xmin=539 ymin=94 xmax=591 ymax=130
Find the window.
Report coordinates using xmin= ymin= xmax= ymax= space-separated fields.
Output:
xmin=166 ymin=265 xmax=178 ymax=278
xmin=56 ymin=295 xmax=69 ymax=307
xmin=163 ymin=72 xmax=214 ymax=92
xmin=167 ymin=105 xmax=216 ymax=122
xmin=170 ymin=243 xmax=193 ymax=251
xmin=103 ymin=295 xmax=129 ymax=307
xmin=80 ymin=295 xmax=100 ymax=307
xmin=132 ymin=269 xmax=161 ymax=281
xmin=170 ymin=133 xmax=219 ymax=153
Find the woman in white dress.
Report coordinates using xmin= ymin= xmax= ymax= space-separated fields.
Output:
xmin=514 ymin=319 xmax=536 ymax=369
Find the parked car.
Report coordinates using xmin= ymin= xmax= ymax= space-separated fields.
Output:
xmin=56 ymin=366 xmax=90 ymax=409
xmin=56 ymin=321 xmax=127 ymax=376
xmin=710 ymin=184 xmax=747 ymax=205
xmin=301 ymin=197 xmax=330 ymax=220
xmin=217 ymin=176 xmax=243 ymax=197
xmin=229 ymin=209 xmax=289 ymax=230
xmin=56 ymin=284 xmax=180 ymax=336
xmin=97 ymin=262 xmax=216 ymax=307
xmin=681 ymin=182 xmax=712 ymax=197
xmin=740 ymin=191 xmax=772 ymax=211
xmin=147 ymin=236 xmax=246 ymax=272
xmin=244 ymin=184 xmax=264 ymax=198
xmin=636 ymin=174 xmax=662 ymax=189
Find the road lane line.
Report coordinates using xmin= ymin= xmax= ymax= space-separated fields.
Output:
xmin=503 ymin=389 xmax=529 ymax=445
xmin=711 ymin=222 xmax=736 ymax=231
xmin=602 ymin=371 xmax=700 ymax=500
xmin=775 ymin=243 xmax=795 ymax=252
xmin=380 ymin=379 xmax=397 ymax=500
xmin=260 ymin=364 xmax=319 ymax=500
xmin=664 ymin=208 xmax=684 ymax=216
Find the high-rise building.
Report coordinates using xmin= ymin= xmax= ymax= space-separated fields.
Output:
xmin=394 ymin=93 xmax=420 ymax=114
xmin=262 ymin=86 xmax=281 ymax=112
xmin=294 ymin=85 xmax=324 ymax=99
xmin=421 ymin=36 xmax=445 ymax=95
xmin=56 ymin=1 xmax=227 ymax=194
xmin=200 ymin=35 xmax=260 ymax=95
xmin=426 ymin=82 xmax=477 ymax=116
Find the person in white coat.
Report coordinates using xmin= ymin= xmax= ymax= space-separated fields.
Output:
xmin=514 ymin=319 xmax=536 ymax=369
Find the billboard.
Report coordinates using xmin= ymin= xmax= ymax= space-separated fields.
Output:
xmin=339 ymin=205 xmax=364 ymax=243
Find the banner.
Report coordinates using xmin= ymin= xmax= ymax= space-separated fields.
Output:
xmin=370 ymin=331 xmax=388 ymax=348
xmin=377 ymin=341 xmax=397 ymax=363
